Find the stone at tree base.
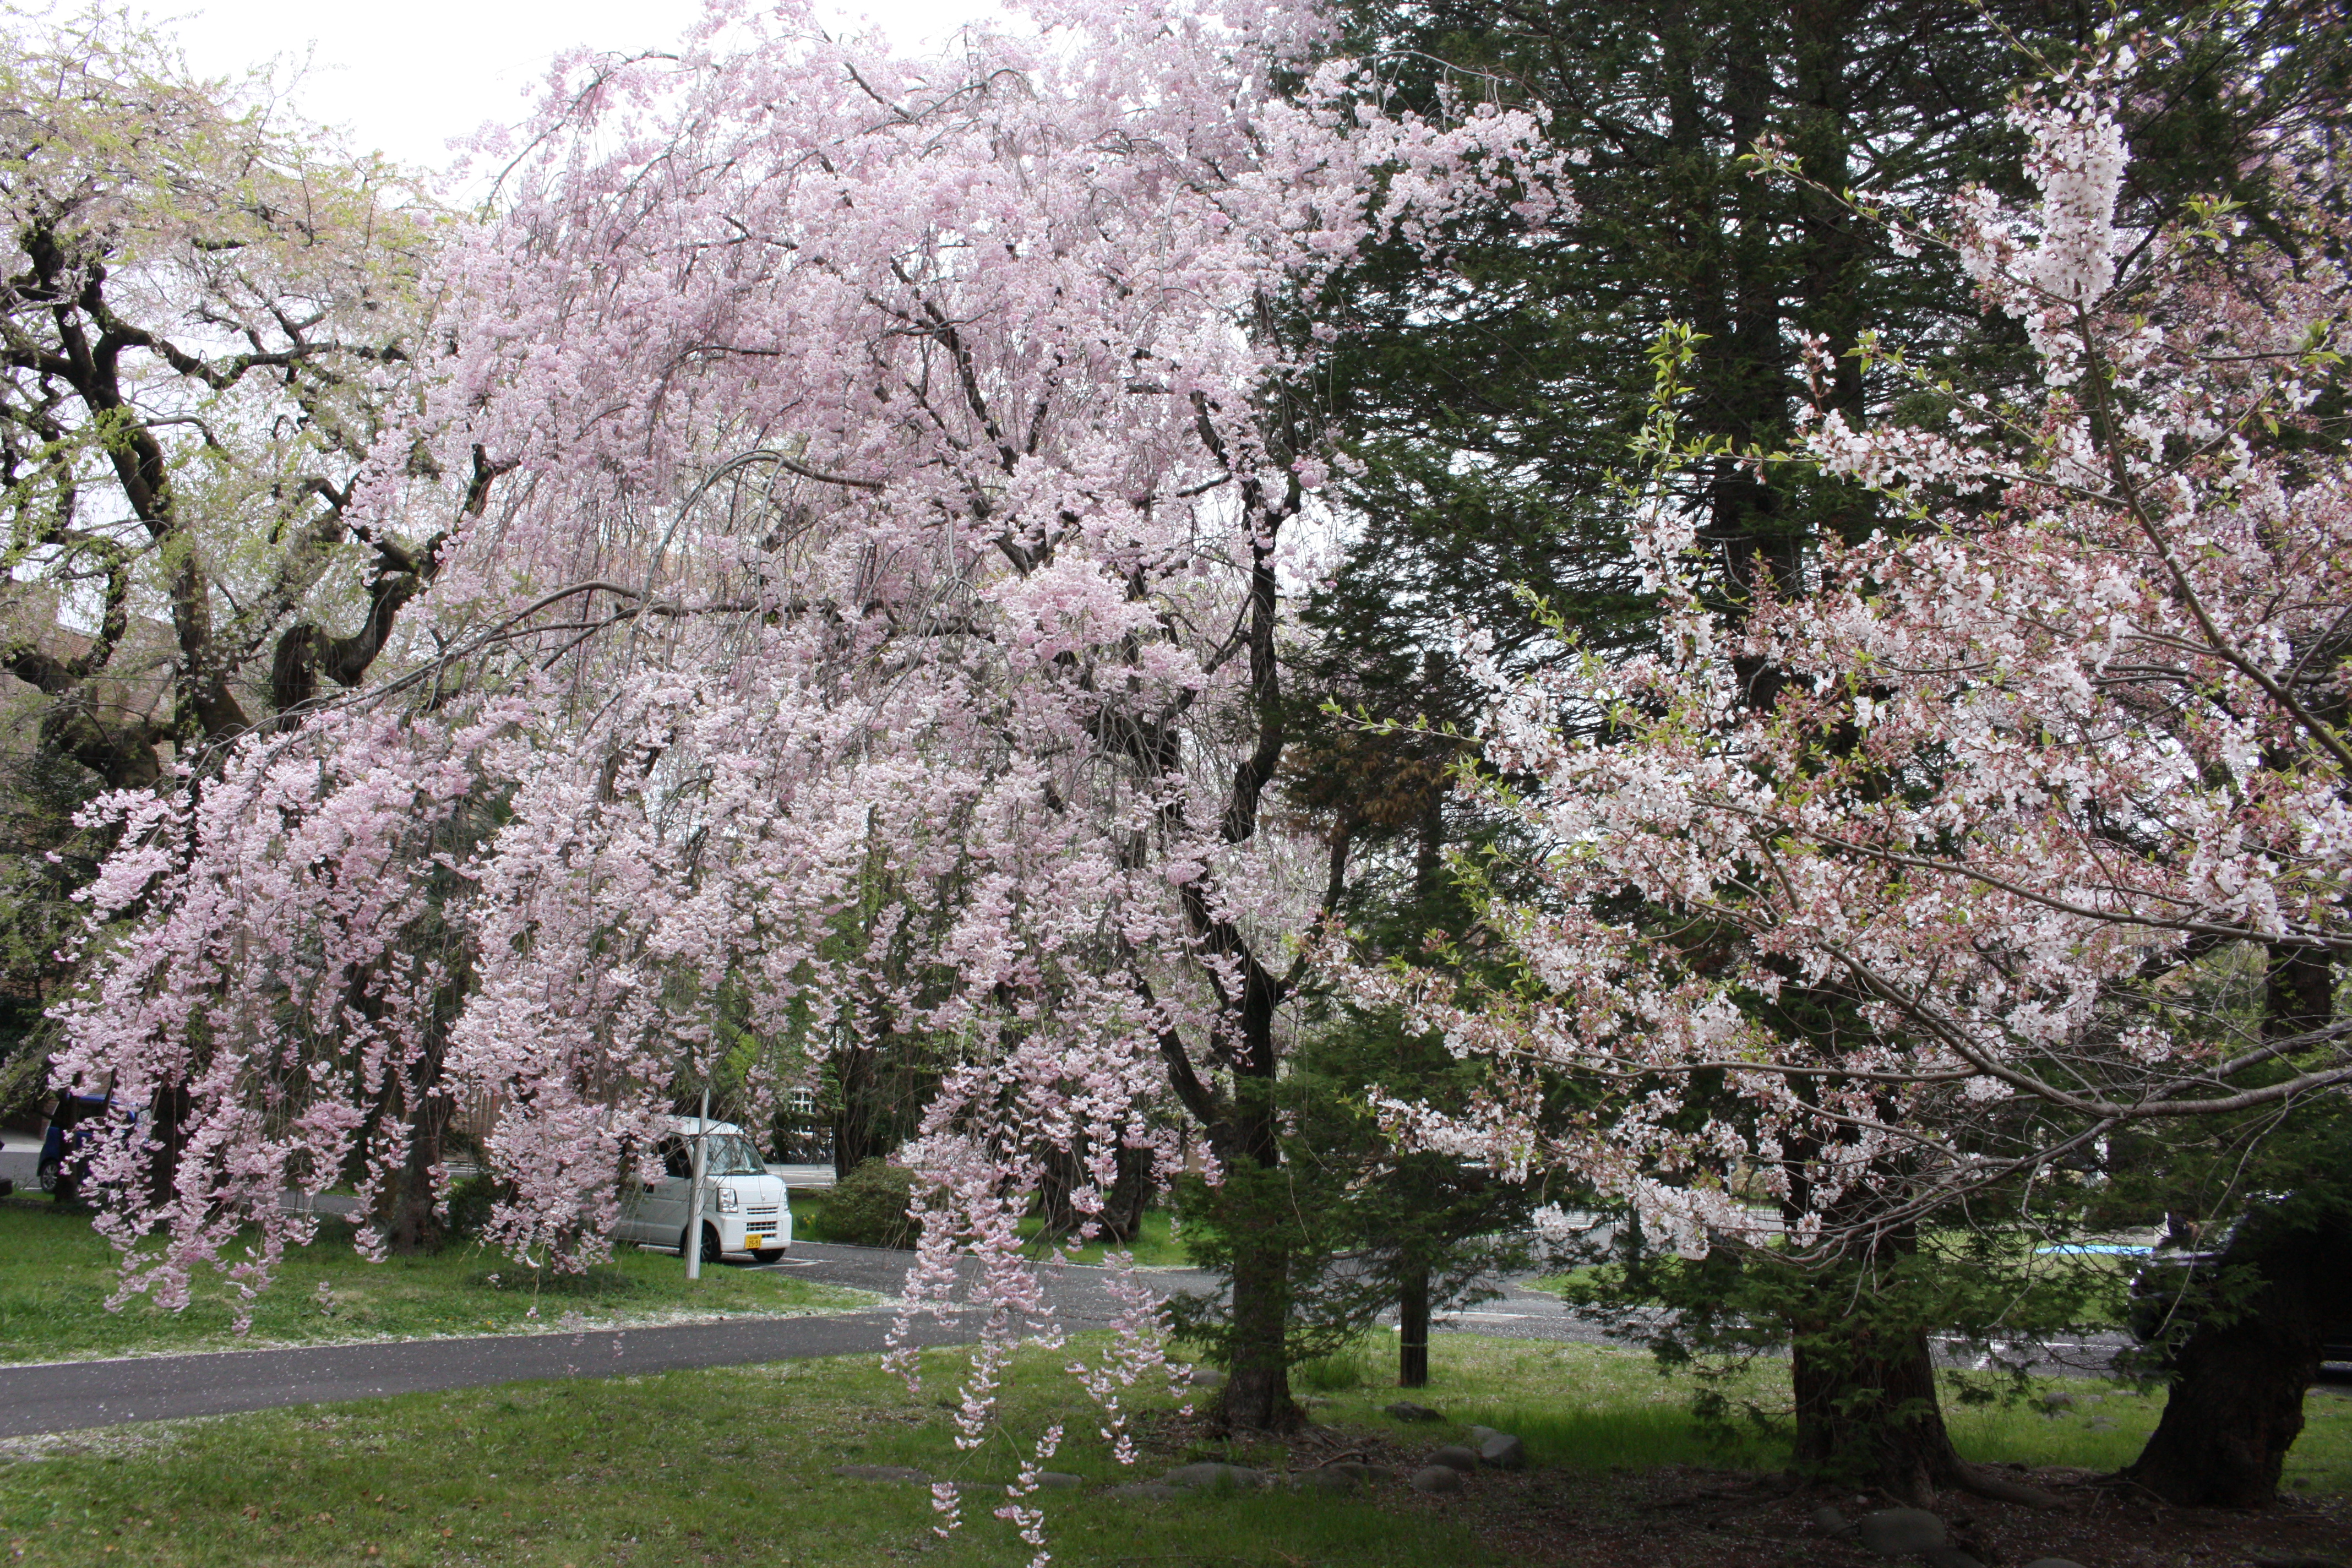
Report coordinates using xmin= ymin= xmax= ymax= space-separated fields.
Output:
xmin=1185 ymin=1365 xmax=1227 ymax=1389
xmin=1477 ymin=1432 xmax=1527 ymax=1469
xmin=1429 ymin=1444 xmax=1480 ymax=1472
xmin=1854 ymin=1509 xmax=1947 ymax=1556
xmin=1322 ymin=1461 xmax=1396 ymax=1482
xmin=1385 ymin=1401 xmax=1441 ymax=1422
xmin=1157 ymin=1462 xmax=1270 ymax=1491
xmin=1811 ymin=1506 xmax=1858 ymax=1538
xmin=1107 ymin=1482 xmax=1185 ymax=1500
xmin=1408 ymin=1464 xmax=1464 ymax=1494
xmin=830 ymin=1465 xmax=932 ymax=1483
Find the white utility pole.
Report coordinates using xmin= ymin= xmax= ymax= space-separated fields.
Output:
xmin=684 ymin=1082 xmax=711 ymax=1281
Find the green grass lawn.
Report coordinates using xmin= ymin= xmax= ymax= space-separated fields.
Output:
xmin=0 ymin=1197 xmax=875 ymax=1365
xmin=0 ymin=1338 xmax=1515 ymax=1568
xmin=4 ymin=1191 xmax=2347 ymax=1566
xmin=4 ymin=1327 xmax=2347 ymax=1567
xmin=1292 ymin=1330 xmax=2352 ymax=1494
xmin=1012 ymin=1207 xmax=1189 ymax=1267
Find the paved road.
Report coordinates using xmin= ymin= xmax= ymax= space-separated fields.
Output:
xmin=0 ymin=1241 xmax=1216 ymax=1438
xmin=0 ymin=1308 xmax=974 ymax=1440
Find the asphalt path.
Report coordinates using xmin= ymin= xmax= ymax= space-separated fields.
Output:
xmin=0 ymin=1240 xmax=1227 ymax=1438
xmin=0 ymin=1306 xmax=971 ymax=1440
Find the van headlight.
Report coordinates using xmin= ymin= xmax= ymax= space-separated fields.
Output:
xmin=716 ymin=1185 xmax=739 ymax=1213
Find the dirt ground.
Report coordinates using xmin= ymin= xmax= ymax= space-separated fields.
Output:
xmin=1169 ymin=1418 xmax=2352 ymax=1568
xmin=1460 ymin=1462 xmax=2352 ymax=1568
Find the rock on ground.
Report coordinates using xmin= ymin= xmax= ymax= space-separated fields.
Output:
xmin=1157 ymin=1461 xmax=1270 ymax=1491
xmin=1318 ymin=1461 xmax=1396 ymax=1483
xmin=1855 ymin=1508 xmax=1948 ymax=1557
xmin=1408 ymin=1464 xmax=1464 ymax=1494
xmin=1428 ymin=1444 xmax=1480 ymax=1473
xmin=830 ymin=1465 xmax=931 ymax=1484
xmin=1476 ymin=1432 xmax=1526 ymax=1469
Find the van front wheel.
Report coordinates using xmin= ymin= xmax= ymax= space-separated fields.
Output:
xmin=681 ymin=1223 xmax=722 ymax=1264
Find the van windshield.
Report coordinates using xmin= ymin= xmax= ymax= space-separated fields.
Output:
xmin=699 ymin=1135 xmax=769 ymax=1177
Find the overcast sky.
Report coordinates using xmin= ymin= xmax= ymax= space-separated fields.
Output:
xmin=130 ymin=1 xmax=1008 ymax=180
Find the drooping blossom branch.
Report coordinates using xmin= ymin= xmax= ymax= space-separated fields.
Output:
xmin=54 ymin=1 xmax=1555 ymax=1551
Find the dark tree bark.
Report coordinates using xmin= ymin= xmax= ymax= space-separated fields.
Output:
xmin=828 ymin=1032 xmax=935 ymax=1182
xmin=380 ymin=1058 xmax=453 ymax=1256
xmin=1038 ymin=1140 xmax=1155 ymax=1244
xmin=1222 ymin=1200 xmax=1302 ymax=1431
xmin=2127 ymin=944 xmax=2344 ymax=1507
xmin=141 ymin=1080 xmax=191 ymax=1212
xmin=832 ymin=1040 xmax=885 ymax=1182
xmin=1790 ymin=1322 xmax=1969 ymax=1502
xmin=1398 ymin=1261 xmax=1431 ymax=1388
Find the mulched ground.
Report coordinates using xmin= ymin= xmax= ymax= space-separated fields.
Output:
xmin=1457 ymin=1462 xmax=2351 ymax=1568
xmin=1136 ymin=1413 xmax=2352 ymax=1567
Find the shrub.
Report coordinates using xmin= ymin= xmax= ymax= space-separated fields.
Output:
xmin=813 ymin=1159 xmax=919 ymax=1249
xmin=442 ymin=1175 xmax=498 ymax=1245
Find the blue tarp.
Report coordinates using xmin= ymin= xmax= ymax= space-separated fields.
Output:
xmin=2033 ymin=1243 xmax=2153 ymax=1255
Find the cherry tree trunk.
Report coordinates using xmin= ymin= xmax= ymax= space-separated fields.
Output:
xmin=1790 ymin=1322 xmax=1972 ymax=1503
xmin=1096 ymin=1144 xmax=1153 ymax=1245
xmin=1037 ymin=1141 xmax=1153 ymax=1245
xmin=382 ymin=1086 xmax=451 ymax=1256
xmin=142 ymin=1079 xmax=192 ymax=1212
xmin=831 ymin=1043 xmax=894 ymax=1181
xmin=2125 ymin=1209 xmax=2350 ymax=1507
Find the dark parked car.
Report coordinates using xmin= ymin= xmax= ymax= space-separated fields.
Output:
xmin=2128 ymin=1216 xmax=2352 ymax=1368
xmin=38 ymin=1093 xmax=129 ymax=1204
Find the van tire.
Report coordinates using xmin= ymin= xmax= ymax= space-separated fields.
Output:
xmin=682 ymin=1223 xmax=722 ymax=1264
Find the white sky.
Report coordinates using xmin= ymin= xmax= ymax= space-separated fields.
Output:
xmin=132 ymin=1 xmax=1008 ymax=180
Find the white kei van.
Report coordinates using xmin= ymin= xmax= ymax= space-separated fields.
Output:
xmin=617 ymin=1117 xmax=792 ymax=1263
